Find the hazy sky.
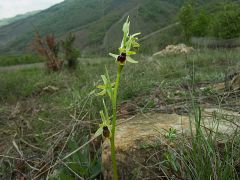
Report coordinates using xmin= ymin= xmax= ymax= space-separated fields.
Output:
xmin=0 ymin=0 xmax=64 ymax=19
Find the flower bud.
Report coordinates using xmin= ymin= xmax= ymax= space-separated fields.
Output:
xmin=103 ymin=126 xmax=111 ymax=138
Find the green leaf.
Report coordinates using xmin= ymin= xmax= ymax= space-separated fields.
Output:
xmin=58 ymin=170 xmax=75 ymax=180
xmin=96 ymin=85 xmax=105 ymax=89
xmin=101 ymin=75 xmax=107 ymax=85
xmin=126 ymin=56 xmax=138 ymax=63
xmin=100 ymin=110 xmax=106 ymax=122
xmin=102 ymin=99 xmax=110 ymax=122
xmin=118 ymin=47 xmax=125 ymax=53
xmin=105 ymin=67 xmax=114 ymax=99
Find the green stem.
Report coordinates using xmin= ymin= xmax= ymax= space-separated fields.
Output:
xmin=110 ymin=64 xmax=123 ymax=180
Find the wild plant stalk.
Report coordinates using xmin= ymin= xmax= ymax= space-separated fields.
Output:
xmin=110 ymin=64 xmax=123 ymax=179
xmin=94 ymin=17 xmax=140 ymax=180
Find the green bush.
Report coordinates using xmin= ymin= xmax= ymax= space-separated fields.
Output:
xmin=179 ymin=2 xmax=195 ymax=41
xmin=192 ymin=10 xmax=209 ymax=37
xmin=61 ymin=33 xmax=80 ymax=69
xmin=211 ymin=2 xmax=240 ymax=39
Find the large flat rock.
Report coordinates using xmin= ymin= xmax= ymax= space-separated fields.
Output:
xmin=102 ymin=108 xmax=239 ymax=179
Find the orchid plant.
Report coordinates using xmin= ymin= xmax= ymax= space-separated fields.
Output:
xmin=94 ymin=16 xmax=140 ymax=180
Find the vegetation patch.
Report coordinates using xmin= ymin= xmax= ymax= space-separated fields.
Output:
xmin=0 ymin=54 xmax=43 ymax=67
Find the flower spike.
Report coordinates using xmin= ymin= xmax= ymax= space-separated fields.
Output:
xmin=109 ymin=16 xmax=141 ymax=65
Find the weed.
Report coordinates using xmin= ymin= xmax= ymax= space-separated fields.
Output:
xmin=49 ymin=136 xmax=101 ymax=179
xmin=94 ymin=17 xmax=141 ymax=180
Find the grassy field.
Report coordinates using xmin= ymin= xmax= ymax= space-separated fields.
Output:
xmin=0 ymin=54 xmax=43 ymax=67
xmin=0 ymin=48 xmax=239 ymax=179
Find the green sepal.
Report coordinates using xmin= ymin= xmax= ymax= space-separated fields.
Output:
xmin=118 ymin=47 xmax=125 ymax=53
xmin=109 ymin=53 xmax=118 ymax=59
xmin=126 ymin=56 xmax=138 ymax=63
xmin=122 ymin=16 xmax=130 ymax=35
xmin=96 ymin=89 xmax=106 ymax=96
xmin=94 ymin=128 xmax=103 ymax=138
xmin=127 ymin=51 xmax=136 ymax=55
xmin=132 ymin=32 xmax=141 ymax=37
xmin=96 ymin=85 xmax=105 ymax=89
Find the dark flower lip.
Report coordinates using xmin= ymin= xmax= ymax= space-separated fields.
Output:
xmin=117 ymin=53 xmax=126 ymax=63
xmin=103 ymin=126 xmax=110 ymax=138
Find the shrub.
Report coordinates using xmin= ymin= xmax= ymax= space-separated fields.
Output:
xmin=211 ymin=2 xmax=240 ymax=39
xmin=192 ymin=9 xmax=209 ymax=37
xmin=61 ymin=33 xmax=80 ymax=69
xmin=179 ymin=2 xmax=195 ymax=41
xmin=32 ymin=32 xmax=63 ymax=71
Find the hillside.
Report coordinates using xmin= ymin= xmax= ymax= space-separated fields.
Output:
xmin=0 ymin=0 xmax=185 ymax=55
xmin=0 ymin=0 xmax=235 ymax=55
xmin=0 ymin=11 xmax=40 ymax=27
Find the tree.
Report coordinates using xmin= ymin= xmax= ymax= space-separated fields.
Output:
xmin=61 ymin=33 xmax=80 ymax=69
xmin=179 ymin=2 xmax=195 ymax=41
xmin=211 ymin=3 xmax=240 ymax=39
xmin=192 ymin=9 xmax=209 ymax=37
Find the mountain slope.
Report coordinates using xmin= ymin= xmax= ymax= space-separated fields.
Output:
xmin=0 ymin=11 xmax=40 ymax=27
xmin=0 ymin=0 xmax=231 ymax=55
xmin=0 ymin=0 xmax=187 ymax=54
